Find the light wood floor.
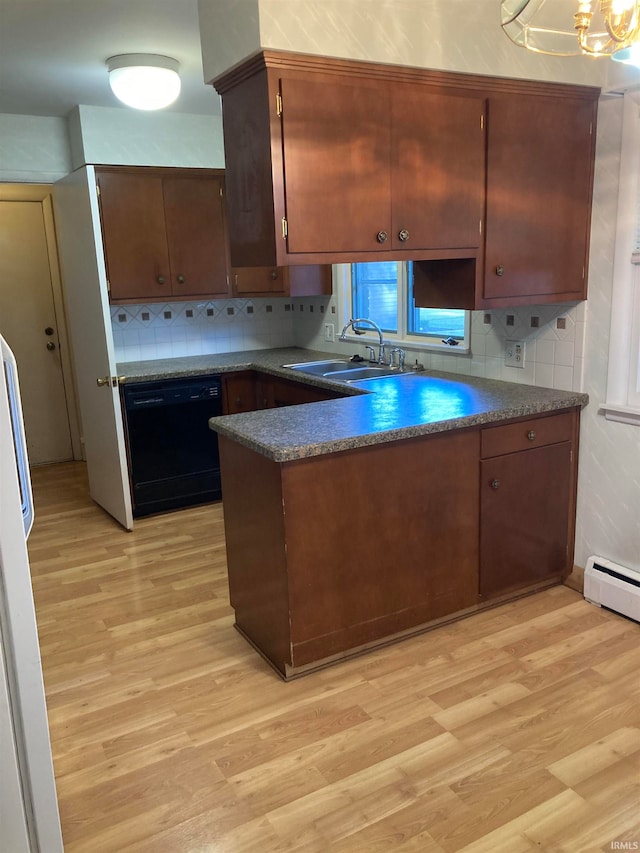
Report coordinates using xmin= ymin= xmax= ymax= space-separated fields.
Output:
xmin=28 ymin=461 xmax=640 ymax=853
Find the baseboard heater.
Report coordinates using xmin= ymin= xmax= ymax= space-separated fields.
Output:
xmin=584 ymin=555 xmax=640 ymax=623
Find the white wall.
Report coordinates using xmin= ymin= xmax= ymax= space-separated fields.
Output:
xmin=574 ymin=98 xmax=640 ymax=573
xmin=0 ymin=115 xmax=71 ymax=182
xmin=199 ymin=0 xmax=639 ymax=88
xmin=67 ymin=106 xmax=225 ymax=170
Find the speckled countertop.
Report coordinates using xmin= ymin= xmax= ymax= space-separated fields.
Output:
xmin=117 ymin=347 xmax=588 ymax=462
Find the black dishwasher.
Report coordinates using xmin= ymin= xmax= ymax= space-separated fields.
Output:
xmin=122 ymin=375 xmax=223 ymax=517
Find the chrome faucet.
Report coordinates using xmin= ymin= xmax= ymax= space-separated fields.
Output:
xmin=339 ymin=318 xmax=385 ymax=364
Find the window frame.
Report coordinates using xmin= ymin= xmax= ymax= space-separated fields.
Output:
xmin=335 ymin=263 xmax=471 ymax=355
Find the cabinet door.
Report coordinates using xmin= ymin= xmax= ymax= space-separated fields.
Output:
xmin=280 ymin=75 xmax=392 ymax=254
xmin=163 ymin=176 xmax=230 ymax=298
xmin=232 ymin=267 xmax=287 ymax=296
xmin=97 ymin=172 xmax=171 ymax=302
xmin=222 ymin=373 xmax=257 ymax=414
xmin=484 ymin=94 xmax=595 ymax=303
xmin=391 ymin=88 xmax=485 ymax=251
xmin=480 ymin=441 xmax=572 ymax=598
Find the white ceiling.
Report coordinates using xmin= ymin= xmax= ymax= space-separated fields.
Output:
xmin=0 ymin=0 xmax=221 ymax=117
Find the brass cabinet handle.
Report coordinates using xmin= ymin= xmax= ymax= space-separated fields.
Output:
xmin=376 ymin=231 xmax=388 ymax=244
xmin=527 ymin=430 xmax=536 ymax=441
xmin=398 ymin=229 xmax=410 ymax=242
xmin=490 ymin=478 xmax=500 ymax=490
xmin=495 ymin=264 xmax=505 ymax=277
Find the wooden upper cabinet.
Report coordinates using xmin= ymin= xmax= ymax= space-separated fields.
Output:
xmin=96 ymin=167 xmax=231 ymax=303
xmin=215 ymin=51 xmax=599 ymax=308
xmin=279 ymin=75 xmax=392 ymax=255
xmin=390 ymin=85 xmax=485 ymax=252
xmin=215 ymin=53 xmax=486 ymax=267
xmin=97 ymin=171 xmax=171 ymax=302
xmin=163 ymin=175 xmax=230 ymax=298
xmin=231 ymin=264 xmax=332 ymax=297
xmin=483 ymin=93 xmax=596 ymax=306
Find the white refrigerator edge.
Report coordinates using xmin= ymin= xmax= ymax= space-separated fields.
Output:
xmin=0 ymin=333 xmax=63 ymax=851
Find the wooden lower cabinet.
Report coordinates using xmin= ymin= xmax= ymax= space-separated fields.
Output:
xmin=479 ymin=411 xmax=578 ymax=598
xmin=219 ymin=430 xmax=480 ymax=678
xmin=222 ymin=371 xmax=343 ymax=414
xmin=218 ymin=406 xmax=580 ymax=678
xmin=222 ymin=371 xmax=258 ymax=414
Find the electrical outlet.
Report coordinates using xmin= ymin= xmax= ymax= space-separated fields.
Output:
xmin=324 ymin=323 xmax=335 ymax=343
xmin=505 ymin=340 xmax=526 ymax=368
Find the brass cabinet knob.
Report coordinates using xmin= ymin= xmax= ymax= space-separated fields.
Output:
xmin=490 ymin=478 xmax=500 ymax=490
xmin=176 ymin=275 xmax=185 ymax=284
xmin=495 ymin=264 xmax=505 ymax=277
xmin=157 ymin=275 xmax=166 ymax=285
xmin=270 ymin=269 xmax=279 ymax=280
xmin=398 ymin=229 xmax=410 ymax=242
xmin=527 ymin=430 xmax=536 ymax=441
xmin=376 ymin=231 xmax=388 ymax=244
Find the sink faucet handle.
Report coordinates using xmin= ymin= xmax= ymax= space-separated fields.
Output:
xmin=389 ymin=347 xmax=406 ymax=369
xmin=364 ymin=344 xmax=376 ymax=363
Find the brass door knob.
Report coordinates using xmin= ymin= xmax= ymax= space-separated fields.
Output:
xmin=96 ymin=376 xmax=110 ymax=387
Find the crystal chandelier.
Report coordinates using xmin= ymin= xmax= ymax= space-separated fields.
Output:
xmin=501 ymin=0 xmax=640 ymax=61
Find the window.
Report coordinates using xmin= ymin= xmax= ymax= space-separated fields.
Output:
xmin=604 ymin=93 xmax=640 ymax=425
xmin=341 ymin=261 xmax=469 ymax=351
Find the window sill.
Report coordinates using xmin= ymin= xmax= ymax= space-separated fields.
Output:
xmin=338 ymin=333 xmax=470 ymax=356
xmin=601 ymin=404 xmax=640 ymax=426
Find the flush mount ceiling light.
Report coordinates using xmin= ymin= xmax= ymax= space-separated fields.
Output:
xmin=501 ymin=0 xmax=640 ymax=61
xmin=106 ymin=54 xmax=181 ymax=110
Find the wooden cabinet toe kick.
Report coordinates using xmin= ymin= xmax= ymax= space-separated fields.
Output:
xmin=235 ymin=574 xmax=563 ymax=681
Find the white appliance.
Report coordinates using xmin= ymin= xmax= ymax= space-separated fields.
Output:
xmin=584 ymin=555 xmax=640 ymax=623
xmin=0 ymin=334 xmax=63 ymax=851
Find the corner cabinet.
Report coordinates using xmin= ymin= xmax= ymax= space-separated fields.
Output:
xmin=213 ymin=51 xmax=598 ymax=308
xmin=96 ymin=166 xmax=231 ymax=304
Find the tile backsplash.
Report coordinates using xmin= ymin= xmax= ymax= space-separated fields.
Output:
xmin=293 ymin=296 xmax=586 ymax=393
xmin=113 ymin=294 xmax=586 ymax=394
xmin=111 ymin=298 xmax=296 ymax=361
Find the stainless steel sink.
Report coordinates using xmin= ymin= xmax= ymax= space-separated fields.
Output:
xmin=283 ymin=359 xmax=404 ymax=382
xmin=283 ymin=359 xmax=368 ymax=376
xmin=328 ymin=366 xmax=399 ymax=381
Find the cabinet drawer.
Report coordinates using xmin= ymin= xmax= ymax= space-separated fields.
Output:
xmin=481 ymin=411 xmax=574 ymax=458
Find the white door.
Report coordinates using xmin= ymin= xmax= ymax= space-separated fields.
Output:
xmin=53 ymin=167 xmax=133 ymax=530
xmin=0 ymin=191 xmax=76 ymax=464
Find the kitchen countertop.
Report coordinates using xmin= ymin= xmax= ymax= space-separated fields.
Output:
xmin=117 ymin=347 xmax=589 ymax=462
